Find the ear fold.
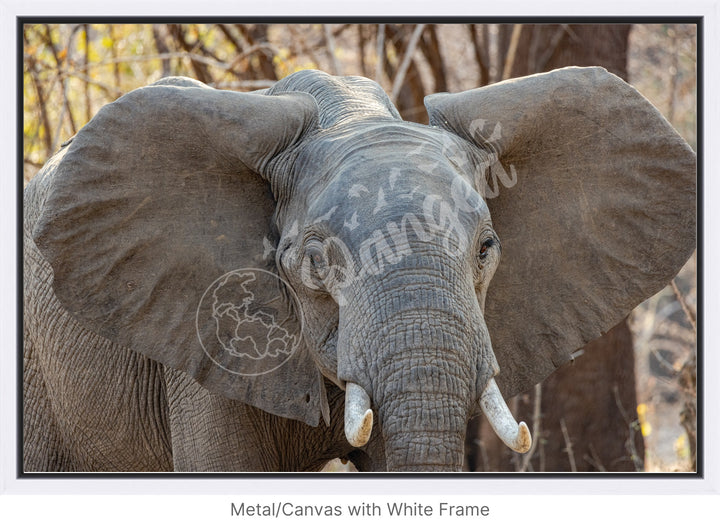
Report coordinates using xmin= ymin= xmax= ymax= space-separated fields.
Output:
xmin=425 ymin=67 xmax=696 ymax=397
xmin=32 ymin=77 xmax=326 ymax=426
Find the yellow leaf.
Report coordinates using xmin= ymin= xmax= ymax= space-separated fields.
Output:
xmin=640 ymin=421 xmax=652 ymax=437
xmin=674 ymin=434 xmax=689 ymax=458
xmin=636 ymin=403 xmax=648 ymax=418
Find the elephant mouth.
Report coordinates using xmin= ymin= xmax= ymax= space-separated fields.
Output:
xmin=343 ymin=376 xmax=531 ymax=455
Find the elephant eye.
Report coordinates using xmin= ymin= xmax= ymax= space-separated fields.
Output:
xmin=305 ymin=241 xmax=328 ymax=275
xmin=309 ymin=249 xmax=326 ymax=269
xmin=300 ymin=240 xmax=329 ymax=291
xmin=479 ymin=238 xmax=495 ymax=259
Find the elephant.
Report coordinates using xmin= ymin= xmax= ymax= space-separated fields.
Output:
xmin=23 ymin=67 xmax=696 ymax=472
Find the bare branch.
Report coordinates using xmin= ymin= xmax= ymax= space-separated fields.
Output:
xmin=471 ymin=438 xmax=490 ymax=472
xmin=518 ymin=383 xmax=542 ymax=472
xmin=468 ymin=24 xmax=489 ymax=86
xmin=670 ymin=278 xmax=697 ymax=333
xmin=235 ymin=24 xmax=277 ymax=80
xmin=61 ymin=71 xmax=124 ymax=98
xmin=501 ymin=24 xmax=523 ymax=81
xmin=168 ymin=24 xmax=212 ymax=84
xmin=324 ymin=24 xmax=343 ymax=75
xmin=536 ymin=25 xmax=569 ymax=72
xmin=43 ymin=50 xmax=258 ymax=77
xmin=559 ymin=418 xmax=577 ymax=472
xmin=151 ymin=24 xmax=172 ymax=78
xmin=418 ymin=25 xmax=447 ymax=93
xmin=82 ymin=24 xmax=92 ymax=123
xmin=332 ymin=24 xmax=352 ymax=38
xmin=23 ymin=28 xmax=53 ymax=156
xmin=584 ymin=444 xmax=607 ymax=472
xmin=41 ymin=24 xmax=78 ymax=142
xmin=109 ymin=25 xmax=122 ymax=88
xmin=650 ymin=347 xmax=681 ymax=375
xmin=216 ymin=23 xmax=244 ymax=51
xmin=286 ymin=25 xmax=323 ymax=74
xmin=229 ymin=44 xmax=278 ymax=69
xmin=613 ymin=385 xmax=644 ymax=471
xmin=390 ymin=24 xmax=426 ymax=102
xmin=357 ymin=25 xmax=368 ymax=78
xmin=375 ymin=24 xmax=385 ymax=83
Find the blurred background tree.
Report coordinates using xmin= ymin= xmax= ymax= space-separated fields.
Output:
xmin=22 ymin=22 xmax=698 ymax=472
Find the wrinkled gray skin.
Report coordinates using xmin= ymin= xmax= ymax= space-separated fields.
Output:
xmin=24 ymin=68 xmax=696 ymax=472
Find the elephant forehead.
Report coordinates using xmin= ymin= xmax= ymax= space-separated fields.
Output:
xmin=281 ymin=121 xmax=491 ymax=246
xmin=292 ymin=122 xmax=479 ymax=200
xmin=304 ymin=122 xmax=471 ymax=173
xmin=300 ymin=162 xmax=489 ymax=256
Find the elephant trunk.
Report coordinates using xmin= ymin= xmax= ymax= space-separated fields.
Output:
xmin=343 ymin=358 xmax=469 ymax=470
xmin=378 ymin=377 xmax=468 ymax=471
xmin=366 ymin=311 xmax=477 ymax=472
xmin=337 ymin=257 xmax=496 ymax=471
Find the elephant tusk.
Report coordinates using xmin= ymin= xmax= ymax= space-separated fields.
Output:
xmin=344 ymin=382 xmax=374 ymax=447
xmin=479 ymin=378 xmax=532 ymax=453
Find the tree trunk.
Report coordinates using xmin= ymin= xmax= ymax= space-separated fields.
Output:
xmin=501 ymin=24 xmax=631 ymax=80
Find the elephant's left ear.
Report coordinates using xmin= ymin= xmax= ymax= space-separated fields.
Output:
xmin=31 ymin=77 xmax=327 ymax=427
xmin=425 ymin=67 xmax=696 ymax=397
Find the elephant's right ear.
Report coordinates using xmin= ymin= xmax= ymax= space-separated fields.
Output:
xmin=31 ymin=78 xmax=327 ymax=427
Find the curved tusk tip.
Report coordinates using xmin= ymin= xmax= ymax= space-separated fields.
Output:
xmin=362 ymin=409 xmax=373 ymax=427
xmin=347 ymin=409 xmax=373 ymax=448
xmin=516 ymin=421 xmax=532 ymax=453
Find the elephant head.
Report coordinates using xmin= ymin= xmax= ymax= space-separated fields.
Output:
xmin=31 ymin=67 xmax=695 ymax=471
